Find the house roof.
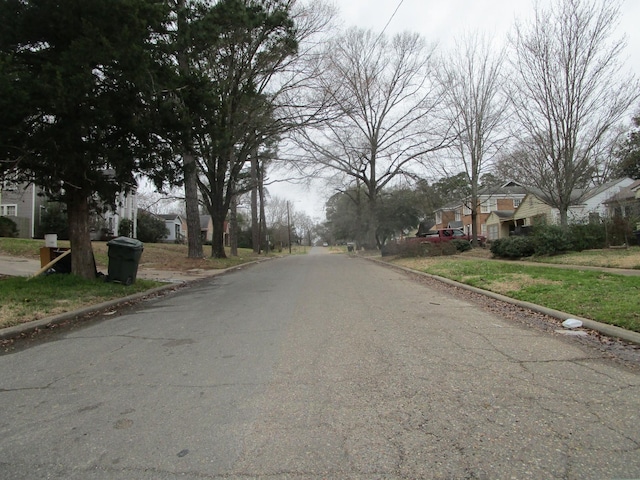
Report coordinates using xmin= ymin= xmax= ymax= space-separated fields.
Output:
xmin=158 ymin=213 xmax=182 ymax=221
xmin=604 ymin=179 xmax=640 ymax=203
xmin=580 ymin=178 xmax=635 ymax=202
xmin=434 ymin=201 xmax=461 ymax=212
xmin=522 ymin=187 xmax=586 ymax=205
xmin=491 ymin=210 xmax=515 ymax=219
xmin=478 ymin=183 xmax=528 ymax=196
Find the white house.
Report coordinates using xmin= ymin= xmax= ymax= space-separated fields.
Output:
xmin=158 ymin=213 xmax=185 ymax=243
xmin=566 ymin=178 xmax=635 ymax=222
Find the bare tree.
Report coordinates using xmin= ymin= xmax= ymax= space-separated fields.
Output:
xmin=293 ymin=28 xmax=448 ymax=248
xmin=265 ymin=195 xmax=291 ymax=250
xmin=437 ymin=32 xmax=509 ymax=244
xmin=509 ymin=0 xmax=639 ymax=226
xmin=190 ymin=0 xmax=335 ymax=258
xmin=293 ymin=211 xmax=315 ymax=246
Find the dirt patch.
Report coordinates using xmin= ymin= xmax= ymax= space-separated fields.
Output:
xmin=484 ymin=274 xmax=561 ymax=295
xmin=392 ymin=256 xmax=460 ymax=271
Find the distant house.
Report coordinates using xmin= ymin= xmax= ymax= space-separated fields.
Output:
xmin=433 ymin=182 xmax=527 ymax=237
xmin=1 ymin=179 xmax=138 ymax=240
xmin=198 ymin=214 xmax=230 ymax=246
xmin=485 ymin=210 xmax=515 ymax=240
xmin=604 ymin=179 xmax=640 ymax=228
xmin=565 ymin=178 xmax=635 ymax=223
xmin=512 ymin=193 xmax=556 ymax=229
xmin=0 ymin=181 xmax=47 ymax=238
xmin=507 ymin=178 xmax=636 ymax=235
xmin=104 ymin=191 xmax=138 ymax=239
xmin=158 ymin=214 xmax=185 ymax=243
xmin=200 ymin=215 xmax=213 ymax=243
xmin=433 ymin=202 xmax=460 ymax=231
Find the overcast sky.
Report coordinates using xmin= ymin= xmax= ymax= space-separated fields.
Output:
xmin=271 ymin=0 xmax=640 ymax=220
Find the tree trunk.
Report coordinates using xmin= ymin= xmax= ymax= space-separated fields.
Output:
xmin=210 ymin=206 xmax=227 ymax=258
xmin=230 ymin=195 xmax=238 ymax=256
xmin=259 ymin=163 xmax=268 ymax=253
xmin=176 ymin=0 xmax=203 ymax=259
xmin=66 ymin=192 xmax=96 ymax=280
xmin=184 ymin=153 xmax=203 ymax=258
xmin=559 ymin=208 xmax=569 ymax=228
xmin=251 ymin=154 xmax=260 ymax=253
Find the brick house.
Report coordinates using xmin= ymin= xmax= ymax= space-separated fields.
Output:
xmin=486 ymin=178 xmax=637 ymax=239
xmin=433 ymin=182 xmax=527 ymax=237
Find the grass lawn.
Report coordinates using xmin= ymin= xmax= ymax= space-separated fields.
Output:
xmin=393 ymin=256 xmax=640 ymax=333
xmin=0 ymin=274 xmax=161 ymax=329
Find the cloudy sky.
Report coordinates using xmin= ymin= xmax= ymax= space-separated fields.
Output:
xmin=271 ymin=0 xmax=640 ymax=220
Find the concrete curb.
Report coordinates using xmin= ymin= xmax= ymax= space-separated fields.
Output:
xmin=366 ymin=256 xmax=640 ymax=346
xmin=0 ymin=260 xmax=265 ymax=342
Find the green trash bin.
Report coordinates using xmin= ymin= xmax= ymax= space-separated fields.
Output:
xmin=107 ymin=236 xmax=144 ymax=285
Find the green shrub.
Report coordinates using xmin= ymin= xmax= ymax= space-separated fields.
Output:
xmin=136 ymin=211 xmax=169 ymax=243
xmin=568 ymin=223 xmax=607 ymax=251
xmin=606 ymin=216 xmax=636 ymax=246
xmin=0 ymin=216 xmax=19 ymax=237
xmin=381 ymin=242 xmax=400 ymax=257
xmin=490 ymin=236 xmax=536 ymax=258
xmin=38 ymin=204 xmax=69 ymax=240
xmin=118 ymin=218 xmax=133 ymax=237
xmin=452 ymin=239 xmax=472 ymax=252
xmin=386 ymin=240 xmax=461 ymax=258
xmin=532 ymin=225 xmax=572 ymax=256
xmin=489 ymin=238 xmax=504 ymax=256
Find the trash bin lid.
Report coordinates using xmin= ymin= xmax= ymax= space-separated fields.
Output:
xmin=106 ymin=236 xmax=144 ymax=249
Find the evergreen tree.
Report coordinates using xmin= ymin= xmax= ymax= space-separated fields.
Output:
xmin=0 ymin=0 xmax=174 ymax=278
xmin=615 ymin=114 xmax=640 ymax=179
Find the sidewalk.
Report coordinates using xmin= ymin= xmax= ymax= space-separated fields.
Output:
xmin=0 ymin=254 xmax=223 ymax=283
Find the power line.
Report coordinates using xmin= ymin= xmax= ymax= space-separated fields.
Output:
xmin=379 ymin=0 xmax=405 ymax=38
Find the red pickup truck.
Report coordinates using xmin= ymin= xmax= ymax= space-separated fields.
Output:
xmin=417 ymin=228 xmax=486 ymax=245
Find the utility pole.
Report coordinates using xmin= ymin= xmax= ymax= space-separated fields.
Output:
xmin=287 ymin=201 xmax=292 ymax=254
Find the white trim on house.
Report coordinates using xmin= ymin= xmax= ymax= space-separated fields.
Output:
xmin=1 ymin=204 xmax=18 ymax=216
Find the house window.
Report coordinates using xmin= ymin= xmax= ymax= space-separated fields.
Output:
xmin=513 ymin=198 xmax=521 ymax=208
xmin=488 ymin=224 xmax=499 ymax=240
xmin=481 ymin=223 xmax=487 ymax=235
xmin=435 ymin=211 xmax=442 ymax=224
xmin=463 ymin=205 xmax=471 ymax=215
xmin=1 ymin=204 xmax=18 ymax=216
xmin=455 ymin=211 xmax=461 ymax=221
xmin=481 ymin=199 xmax=497 ymax=214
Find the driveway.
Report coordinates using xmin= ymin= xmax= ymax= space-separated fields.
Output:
xmin=0 ymin=248 xmax=638 ymax=479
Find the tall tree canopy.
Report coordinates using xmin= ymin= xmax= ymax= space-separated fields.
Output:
xmin=508 ymin=0 xmax=638 ymax=226
xmin=186 ymin=0 xmax=300 ymax=258
xmin=437 ymin=33 xmax=508 ymax=245
xmin=294 ymin=28 xmax=448 ymax=249
xmin=0 ymin=0 xmax=173 ymax=278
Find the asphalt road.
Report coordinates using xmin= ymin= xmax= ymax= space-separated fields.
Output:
xmin=1 ymin=248 xmax=639 ymax=479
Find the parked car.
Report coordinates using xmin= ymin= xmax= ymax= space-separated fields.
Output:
xmin=417 ymin=228 xmax=486 ymax=246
